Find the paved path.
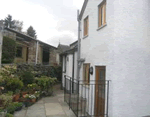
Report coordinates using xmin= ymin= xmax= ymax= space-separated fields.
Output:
xmin=14 ymin=85 xmax=76 ymax=117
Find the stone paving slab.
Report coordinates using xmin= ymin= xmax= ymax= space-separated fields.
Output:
xmin=14 ymin=84 xmax=76 ymax=117
xmin=45 ymin=103 xmax=65 ymax=116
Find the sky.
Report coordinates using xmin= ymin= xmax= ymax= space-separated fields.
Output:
xmin=0 ymin=0 xmax=84 ymax=47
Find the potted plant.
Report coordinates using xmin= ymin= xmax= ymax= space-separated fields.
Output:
xmin=27 ymin=83 xmax=38 ymax=94
xmin=29 ymin=94 xmax=36 ymax=103
xmin=23 ymin=94 xmax=31 ymax=107
xmin=6 ymin=103 xmax=16 ymax=114
xmin=13 ymin=89 xmax=20 ymax=102
xmin=14 ymin=102 xmax=23 ymax=111
xmin=21 ymin=87 xmax=28 ymax=96
xmin=34 ymin=91 xmax=40 ymax=101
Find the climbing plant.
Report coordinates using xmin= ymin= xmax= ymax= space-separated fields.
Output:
xmin=2 ymin=36 xmax=16 ymax=63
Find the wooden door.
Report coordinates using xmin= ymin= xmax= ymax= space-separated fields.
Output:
xmin=95 ymin=66 xmax=106 ymax=117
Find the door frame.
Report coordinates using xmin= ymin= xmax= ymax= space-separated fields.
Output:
xmin=94 ymin=66 xmax=106 ymax=117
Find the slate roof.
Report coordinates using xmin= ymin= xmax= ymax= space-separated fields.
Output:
xmin=58 ymin=44 xmax=70 ymax=53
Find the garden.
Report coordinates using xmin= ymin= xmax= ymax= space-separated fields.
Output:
xmin=0 ymin=64 xmax=60 ymax=117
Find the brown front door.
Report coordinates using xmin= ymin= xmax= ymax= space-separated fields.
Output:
xmin=95 ymin=66 xmax=106 ymax=117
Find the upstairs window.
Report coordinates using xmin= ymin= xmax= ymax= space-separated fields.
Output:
xmin=84 ymin=16 xmax=89 ymax=36
xmin=83 ymin=63 xmax=90 ymax=84
xmin=98 ymin=0 xmax=106 ymax=27
xmin=16 ymin=46 xmax=22 ymax=58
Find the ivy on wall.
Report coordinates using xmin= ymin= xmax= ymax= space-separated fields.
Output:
xmin=2 ymin=36 xmax=16 ymax=63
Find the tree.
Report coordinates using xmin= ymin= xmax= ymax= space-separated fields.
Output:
xmin=14 ymin=20 xmax=23 ymax=32
xmin=4 ymin=14 xmax=15 ymax=28
xmin=27 ymin=26 xmax=37 ymax=39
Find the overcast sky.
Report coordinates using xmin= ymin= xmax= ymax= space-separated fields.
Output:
xmin=0 ymin=0 xmax=84 ymax=47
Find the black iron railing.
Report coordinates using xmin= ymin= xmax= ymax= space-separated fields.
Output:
xmin=64 ymin=75 xmax=110 ymax=117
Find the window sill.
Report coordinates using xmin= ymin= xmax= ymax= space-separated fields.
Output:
xmin=83 ymin=35 xmax=88 ymax=39
xmin=97 ymin=23 xmax=107 ymax=31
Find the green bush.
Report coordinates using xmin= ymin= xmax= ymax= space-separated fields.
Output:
xmin=6 ymin=78 xmax=23 ymax=91
xmin=6 ymin=103 xmax=16 ymax=114
xmin=5 ymin=113 xmax=14 ymax=117
xmin=35 ymin=76 xmax=57 ymax=92
xmin=0 ymin=94 xmax=12 ymax=109
xmin=20 ymin=70 xmax=34 ymax=86
xmin=2 ymin=36 xmax=16 ymax=63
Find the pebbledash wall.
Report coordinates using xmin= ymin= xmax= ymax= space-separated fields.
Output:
xmin=80 ymin=0 xmax=150 ymax=117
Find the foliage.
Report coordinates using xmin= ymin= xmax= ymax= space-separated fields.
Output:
xmin=6 ymin=102 xmax=16 ymax=114
xmin=35 ymin=76 xmax=57 ymax=93
xmin=4 ymin=15 xmax=15 ymax=29
xmin=5 ymin=113 xmax=14 ymax=117
xmin=16 ymin=64 xmax=62 ymax=81
xmin=34 ymin=91 xmax=40 ymax=98
xmin=6 ymin=78 xmax=23 ymax=91
xmin=2 ymin=36 xmax=16 ymax=63
xmin=19 ymin=70 xmax=34 ymax=86
xmin=15 ymin=89 xmax=20 ymax=94
xmin=13 ymin=102 xmax=22 ymax=109
xmin=24 ymin=94 xmax=36 ymax=99
xmin=27 ymin=26 xmax=37 ymax=39
xmin=0 ymin=93 xmax=12 ymax=109
xmin=27 ymin=83 xmax=38 ymax=90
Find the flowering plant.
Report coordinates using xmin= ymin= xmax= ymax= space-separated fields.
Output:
xmin=24 ymin=94 xmax=36 ymax=99
xmin=34 ymin=91 xmax=40 ymax=98
xmin=29 ymin=95 xmax=36 ymax=99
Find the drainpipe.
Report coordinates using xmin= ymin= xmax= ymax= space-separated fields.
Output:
xmin=0 ymin=27 xmax=3 ymax=68
xmin=35 ymin=40 xmax=39 ymax=65
xmin=77 ymin=10 xmax=81 ymax=80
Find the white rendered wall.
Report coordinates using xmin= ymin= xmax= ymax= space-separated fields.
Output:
xmin=80 ymin=0 xmax=150 ymax=117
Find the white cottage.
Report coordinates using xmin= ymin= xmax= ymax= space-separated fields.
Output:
xmin=62 ymin=0 xmax=150 ymax=117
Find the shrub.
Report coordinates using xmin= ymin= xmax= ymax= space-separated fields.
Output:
xmin=6 ymin=103 xmax=16 ymax=114
xmin=20 ymin=70 xmax=34 ymax=86
xmin=5 ymin=113 xmax=14 ymax=117
xmin=6 ymin=78 xmax=23 ymax=91
xmin=35 ymin=76 xmax=57 ymax=93
xmin=0 ymin=94 xmax=12 ymax=109
xmin=2 ymin=36 xmax=16 ymax=63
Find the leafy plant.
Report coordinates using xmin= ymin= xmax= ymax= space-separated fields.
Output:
xmin=5 ymin=113 xmax=14 ymax=117
xmin=27 ymin=83 xmax=38 ymax=90
xmin=6 ymin=104 xmax=16 ymax=114
xmin=34 ymin=91 xmax=40 ymax=98
xmin=2 ymin=36 xmax=16 ymax=64
xmin=0 ymin=94 xmax=12 ymax=109
xmin=20 ymin=70 xmax=34 ymax=86
xmin=15 ymin=89 xmax=20 ymax=94
xmin=24 ymin=94 xmax=36 ymax=99
xmin=6 ymin=78 xmax=23 ymax=91
xmin=35 ymin=76 xmax=57 ymax=95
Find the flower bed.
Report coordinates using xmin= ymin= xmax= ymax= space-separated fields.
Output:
xmin=0 ymin=65 xmax=57 ymax=116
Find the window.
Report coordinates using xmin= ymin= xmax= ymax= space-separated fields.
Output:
xmin=84 ymin=16 xmax=89 ymax=36
xmin=83 ymin=63 xmax=90 ymax=84
xmin=98 ymin=0 xmax=106 ymax=27
xmin=16 ymin=46 xmax=22 ymax=57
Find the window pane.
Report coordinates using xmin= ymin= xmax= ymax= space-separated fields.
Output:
xmin=16 ymin=47 xmax=22 ymax=57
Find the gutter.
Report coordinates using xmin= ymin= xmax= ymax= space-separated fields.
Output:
xmin=77 ymin=10 xmax=85 ymax=81
xmin=77 ymin=10 xmax=81 ymax=81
